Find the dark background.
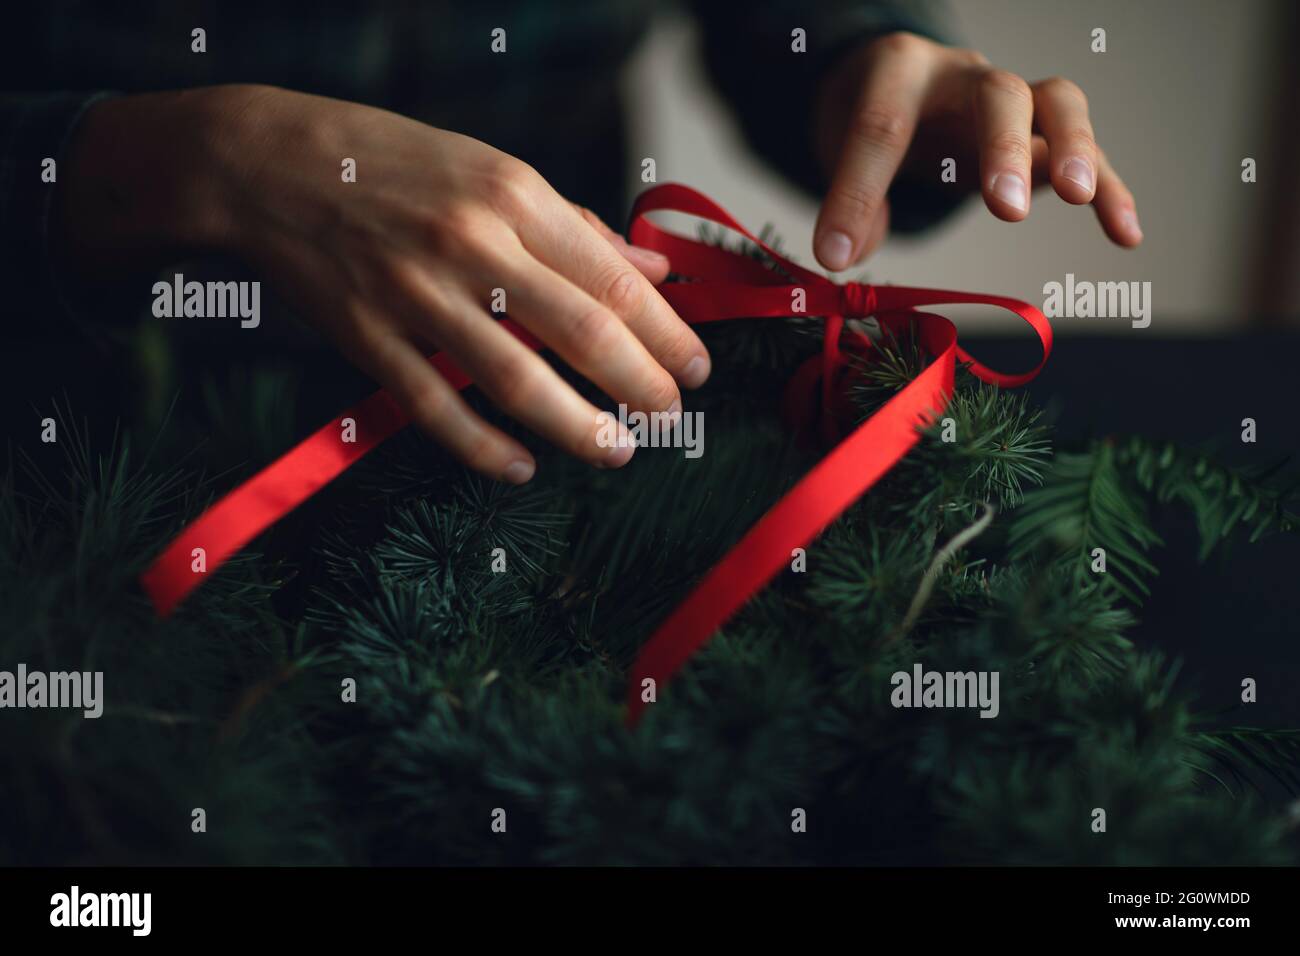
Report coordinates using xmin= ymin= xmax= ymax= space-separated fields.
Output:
xmin=973 ymin=332 xmax=1300 ymax=729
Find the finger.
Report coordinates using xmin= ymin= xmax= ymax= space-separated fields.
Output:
xmin=860 ymin=197 xmax=891 ymax=261
xmin=814 ymin=34 xmax=931 ymax=270
xmin=1028 ymin=135 xmax=1050 ymax=186
xmin=399 ymin=280 xmax=638 ymax=469
xmin=345 ymin=317 xmax=539 ymax=484
xmin=572 ymin=203 xmax=671 ymax=284
xmin=975 ymin=68 xmax=1035 ymax=220
xmin=1092 ymin=149 xmax=1143 ymax=247
xmin=1031 ymin=76 xmax=1098 ymax=205
xmin=490 ymin=246 xmax=683 ymax=420
xmin=517 ymin=199 xmax=711 ymax=389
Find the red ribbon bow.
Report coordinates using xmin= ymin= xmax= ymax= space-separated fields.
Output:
xmin=140 ymin=184 xmax=1052 ymax=727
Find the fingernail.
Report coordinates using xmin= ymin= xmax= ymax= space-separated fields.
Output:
xmin=991 ymin=172 xmax=1028 ymax=212
xmin=599 ymin=424 xmax=636 ymax=468
xmin=603 ymin=443 xmax=635 ymax=468
xmin=1061 ymin=158 xmax=1094 ymax=194
xmin=816 ymin=230 xmax=854 ymax=271
xmin=502 ymin=460 xmax=535 ymax=485
xmin=621 ymin=241 xmax=669 ymax=274
xmin=1120 ymin=209 xmax=1143 ymax=241
xmin=665 ymin=398 xmax=682 ymax=430
xmin=681 ymin=354 xmax=710 ymax=389
xmin=630 ymin=244 xmax=668 ymax=265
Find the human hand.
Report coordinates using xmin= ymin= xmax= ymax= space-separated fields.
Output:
xmin=812 ymin=32 xmax=1142 ymax=270
xmin=59 ymin=85 xmax=710 ymax=484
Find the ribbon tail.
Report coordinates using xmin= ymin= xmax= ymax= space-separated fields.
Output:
xmin=140 ymin=321 xmax=539 ymax=616
xmin=626 ymin=320 xmax=958 ymax=725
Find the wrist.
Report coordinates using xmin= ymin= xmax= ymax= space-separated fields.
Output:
xmin=54 ymin=85 xmax=268 ymax=282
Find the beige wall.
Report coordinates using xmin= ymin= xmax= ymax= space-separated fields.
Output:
xmin=623 ymin=0 xmax=1295 ymax=332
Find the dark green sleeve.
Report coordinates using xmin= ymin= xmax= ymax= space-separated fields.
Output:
xmin=691 ymin=0 xmax=961 ymax=233
xmin=0 ymin=91 xmax=116 ymax=335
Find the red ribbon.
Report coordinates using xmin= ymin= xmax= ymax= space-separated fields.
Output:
xmin=140 ymin=184 xmax=1051 ymax=727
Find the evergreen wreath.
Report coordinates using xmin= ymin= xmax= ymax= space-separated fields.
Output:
xmin=3 ymin=234 xmax=1298 ymax=866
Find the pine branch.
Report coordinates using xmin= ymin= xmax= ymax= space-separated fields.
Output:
xmin=1115 ymin=436 xmax=1300 ymax=559
xmin=1188 ymin=727 xmax=1300 ymax=796
xmin=892 ymin=502 xmax=996 ymax=641
xmin=1009 ymin=441 xmax=1161 ymax=602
